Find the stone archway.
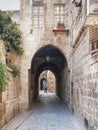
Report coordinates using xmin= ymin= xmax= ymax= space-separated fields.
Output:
xmin=29 ymin=44 xmax=69 ymax=104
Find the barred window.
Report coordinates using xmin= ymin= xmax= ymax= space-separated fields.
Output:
xmin=33 ymin=5 xmax=44 ymax=28
xmin=54 ymin=4 xmax=65 ymax=26
xmin=89 ymin=27 xmax=98 ymax=52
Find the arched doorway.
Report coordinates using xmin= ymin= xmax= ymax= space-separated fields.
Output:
xmin=39 ymin=70 xmax=56 ymax=93
xmin=29 ymin=44 xmax=68 ymax=104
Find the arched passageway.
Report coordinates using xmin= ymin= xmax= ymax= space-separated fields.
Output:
xmin=29 ymin=44 xmax=69 ymax=104
xmin=39 ymin=70 xmax=56 ymax=93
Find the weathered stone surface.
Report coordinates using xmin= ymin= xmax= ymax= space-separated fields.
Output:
xmin=0 ymin=0 xmax=98 ymax=129
xmin=0 ymin=40 xmax=20 ymax=128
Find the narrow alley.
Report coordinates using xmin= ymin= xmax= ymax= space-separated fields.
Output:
xmin=0 ymin=0 xmax=98 ymax=129
xmin=2 ymin=91 xmax=86 ymax=130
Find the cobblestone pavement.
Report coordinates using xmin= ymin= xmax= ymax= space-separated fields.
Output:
xmin=2 ymin=91 xmax=86 ymax=130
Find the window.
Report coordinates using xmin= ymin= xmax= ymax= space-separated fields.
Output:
xmin=89 ymin=27 xmax=98 ymax=52
xmin=54 ymin=4 xmax=65 ymax=27
xmin=33 ymin=5 xmax=44 ymax=28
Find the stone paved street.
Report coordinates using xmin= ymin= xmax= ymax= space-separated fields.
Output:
xmin=2 ymin=91 xmax=86 ymax=130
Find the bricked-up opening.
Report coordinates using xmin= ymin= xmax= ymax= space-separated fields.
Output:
xmin=30 ymin=44 xmax=68 ymax=102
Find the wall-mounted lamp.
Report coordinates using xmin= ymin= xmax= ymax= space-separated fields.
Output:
xmin=72 ymin=0 xmax=82 ymax=7
xmin=46 ymin=55 xmax=50 ymax=62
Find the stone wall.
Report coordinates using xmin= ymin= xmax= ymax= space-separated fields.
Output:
xmin=5 ymin=69 xmax=20 ymax=123
xmin=18 ymin=0 xmax=69 ymax=110
xmin=72 ymin=29 xmax=90 ymax=120
xmin=70 ymin=28 xmax=98 ymax=130
xmin=61 ymin=65 xmax=70 ymax=103
xmin=0 ymin=70 xmax=20 ymax=129
xmin=67 ymin=0 xmax=98 ymax=129
xmin=0 ymin=40 xmax=20 ymax=128
xmin=8 ymin=10 xmax=20 ymax=27
xmin=47 ymin=71 xmax=56 ymax=93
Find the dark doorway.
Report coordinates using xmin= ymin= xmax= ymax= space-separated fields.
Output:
xmin=40 ymin=78 xmax=46 ymax=90
xmin=84 ymin=119 xmax=89 ymax=129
